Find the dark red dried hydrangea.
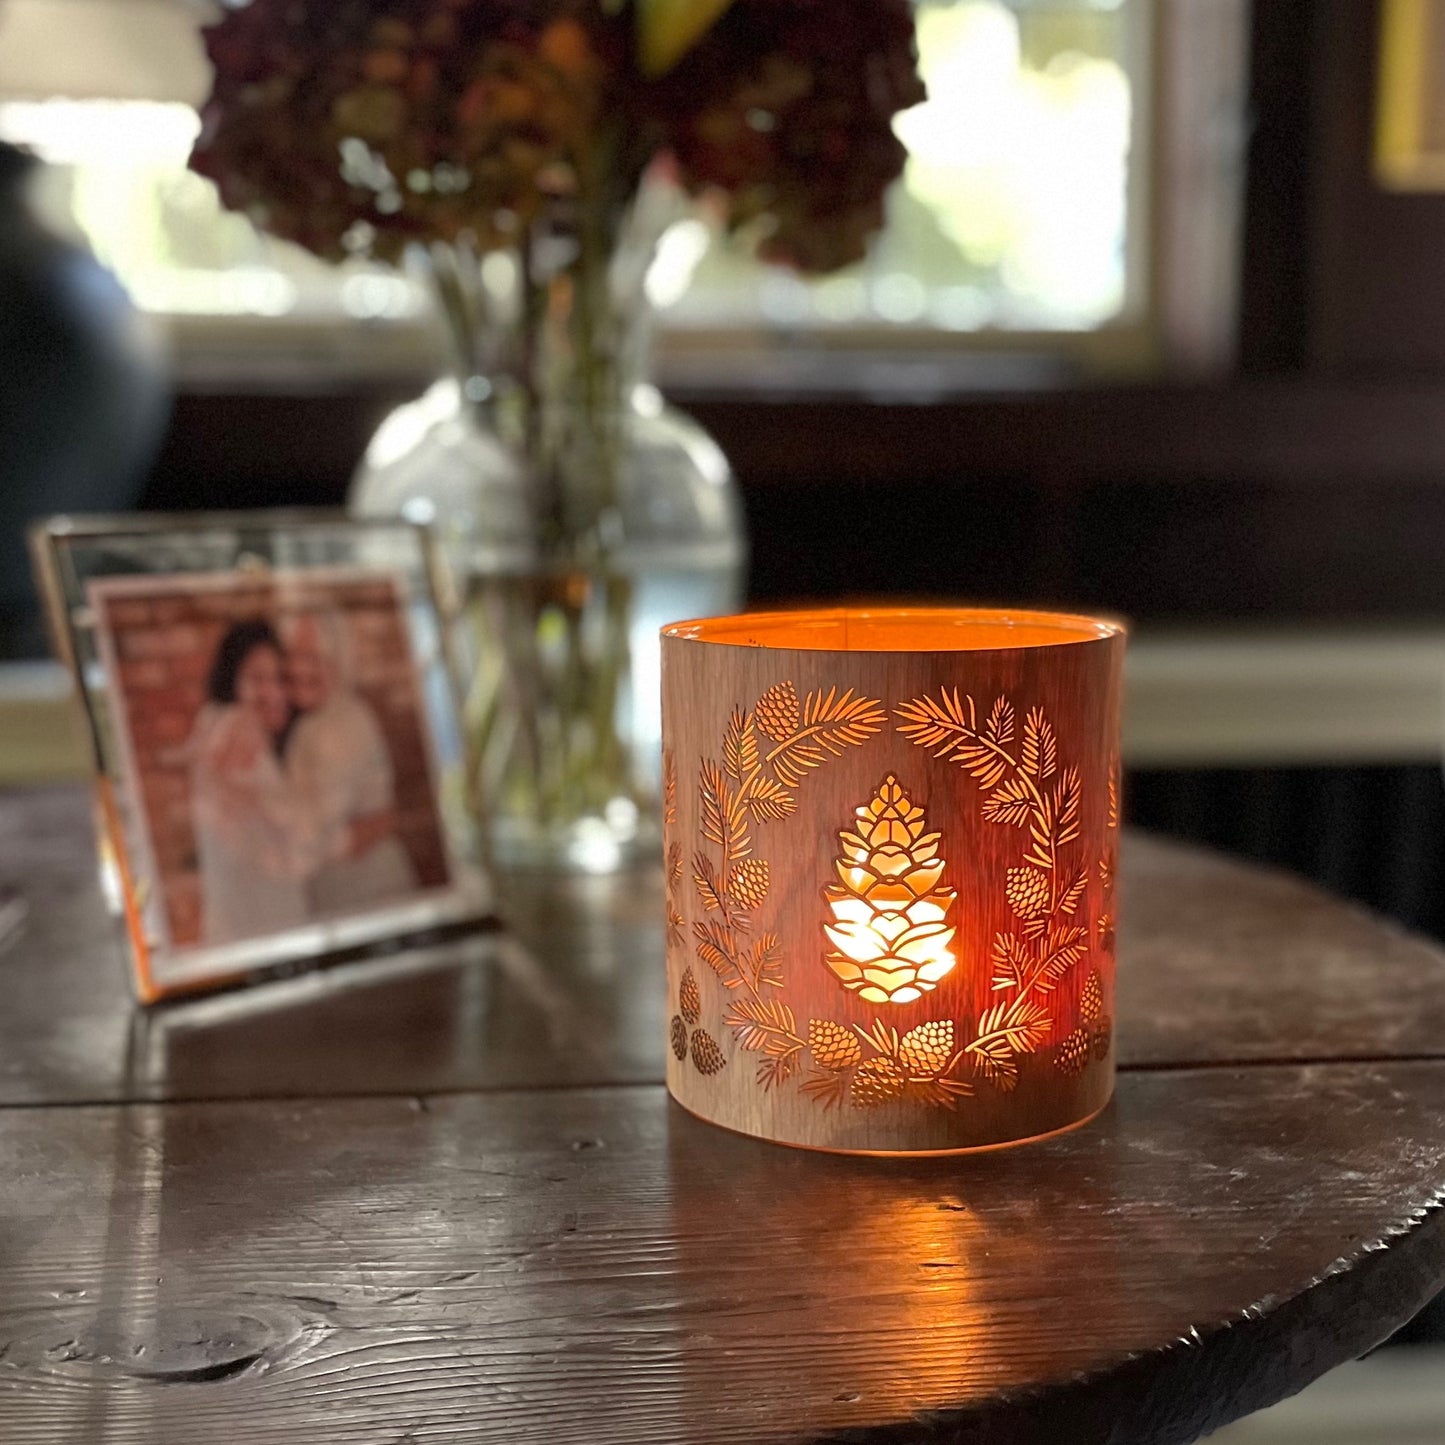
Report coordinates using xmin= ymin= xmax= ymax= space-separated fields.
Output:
xmin=192 ymin=0 xmax=627 ymax=261
xmin=190 ymin=0 xmax=924 ymax=272
xmin=653 ymin=0 xmax=924 ymax=271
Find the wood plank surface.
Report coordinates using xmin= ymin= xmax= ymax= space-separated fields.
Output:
xmin=3 ymin=786 xmax=1445 ymax=1442
xmin=0 ymin=786 xmax=665 ymax=1105
xmin=0 ymin=1067 xmax=1441 ymax=1445
xmin=1119 ymin=837 xmax=1445 ymax=1066
xmin=2 ymin=787 xmax=1445 ymax=1108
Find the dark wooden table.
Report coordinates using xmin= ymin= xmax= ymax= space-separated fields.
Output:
xmin=1 ymin=786 xmax=1443 ymax=1444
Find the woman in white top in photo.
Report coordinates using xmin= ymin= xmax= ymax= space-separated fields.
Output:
xmin=189 ymin=619 xmax=317 ymax=945
xmin=281 ymin=609 xmax=419 ymax=915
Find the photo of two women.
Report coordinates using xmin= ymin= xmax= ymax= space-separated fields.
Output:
xmin=96 ymin=573 xmax=452 ymax=954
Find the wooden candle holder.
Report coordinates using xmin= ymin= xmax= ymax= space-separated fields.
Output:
xmin=660 ymin=608 xmax=1126 ymax=1154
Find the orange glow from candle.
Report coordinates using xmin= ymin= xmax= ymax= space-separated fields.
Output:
xmin=824 ymin=775 xmax=957 ymax=1004
xmin=661 ymin=606 xmax=1126 ymax=1153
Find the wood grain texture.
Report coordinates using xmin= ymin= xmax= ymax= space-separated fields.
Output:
xmin=3 ymin=787 xmax=1445 ymax=1110
xmin=0 ymin=786 xmax=666 ymax=1104
xmin=1118 ymin=837 xmax=1445 ymax=1067
xmin=0 ymin=1068 xmax=1440 ymax=1445
xmin=658 ymin=621 xmax=1124 ymax=1152
xmin=2 ymin=786 xmax=1445 ymax=1441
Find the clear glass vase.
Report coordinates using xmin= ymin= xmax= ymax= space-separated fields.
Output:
xmin=350 ymin=214 xmax=745 ymax=871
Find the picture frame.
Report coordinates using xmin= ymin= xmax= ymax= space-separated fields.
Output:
xmin=32 ymin=511 xmax=493 ymax=1002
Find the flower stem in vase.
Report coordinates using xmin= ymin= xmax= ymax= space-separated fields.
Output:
xmin=197 ymin=0 xmax=921 ymax=871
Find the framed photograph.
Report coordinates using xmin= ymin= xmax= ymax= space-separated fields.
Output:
xmin=33 ymin=512 xmax=492 ymax=1002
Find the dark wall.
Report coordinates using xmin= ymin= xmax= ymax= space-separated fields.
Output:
xmin=140 ymin=379 xmax=1445 ymax=625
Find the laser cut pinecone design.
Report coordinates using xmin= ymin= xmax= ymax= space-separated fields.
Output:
xmin=690 ymin=1028 xmax=726 ymax=1075
xmin=728 ymin=858 xmax=771 ymax=912
xmin=670 ymin=1015 xmax=688 ymax=1061
xmin=1006 ymin=866 xmax=1050 ymax=919
xmin=1080 ymin=970 xmax=1104 ymax=1023
xmin=1092 ymin=1021 xmax=1113 ymax=1061
xmin=1056 ymin=1026 xmax=1091 ymax=1075
xmin=850 ymin=1056 xmax=905 ymax=1107
xmin=808 ymin=1019 xmax=862 ymax=1072
xmin=679 ymin=968 xmax=701 ymax=1026
xmin=754 ymin=680 xmax=801 ymax=741
xmin=899 ymin=1019 xmax=954 ymax=1075
xmin=824 ymin=775 xmax=958 ymax=1004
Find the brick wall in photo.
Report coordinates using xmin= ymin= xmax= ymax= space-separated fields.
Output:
xmin=100 ymin=576 xmax=450 ymax=949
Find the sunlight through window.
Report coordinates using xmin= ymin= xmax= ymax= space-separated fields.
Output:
xmin=0 ymin=0 xmax=1144 ymax=345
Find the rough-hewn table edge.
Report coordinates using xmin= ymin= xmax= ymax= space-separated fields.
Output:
xmin=819 ymin=1189 xmax=1445 ymax=1445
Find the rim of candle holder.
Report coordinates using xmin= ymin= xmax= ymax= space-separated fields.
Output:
xmin=662 ymin=605 xmax=1127 ymax=653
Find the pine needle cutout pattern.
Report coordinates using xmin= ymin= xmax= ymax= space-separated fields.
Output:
xmin=669 ymin=678 xmax=1108 ymax=1110
xmin=897 ymin=691 xmax=1103 ymax=1090
xmin=681 ymin=681 xmax=885 ymax=1085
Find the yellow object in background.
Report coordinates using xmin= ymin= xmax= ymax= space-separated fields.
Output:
xmin=636 ymin=0 xmax=736 ymax=76
xmin=1377 ymin=0 xmax=1445 ymax=188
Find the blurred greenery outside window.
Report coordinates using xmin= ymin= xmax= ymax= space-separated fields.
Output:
xmin=0 ymin=0 xmax=1157 ymax=386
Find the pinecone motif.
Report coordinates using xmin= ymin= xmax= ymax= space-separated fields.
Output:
xmin=807 ymin=1019 xmax=862 ymax=1072
xmin=679 ymin=968 xmax=701 ymax=1026
xmin=728 ymin=858 xmax=771 ymax=912
xmin=850 ymin=1056 xmax=905 ymax=1108
xmin=1007 ymin=866 xmax=1050 ymax=919
xmin=1056 ymin=1026 xmax=1090 ymax=1075
xmin=669 ymin=1015 xmax=688 ymax=1061
xmin=1080 ymin=970 xmax=1104 ymax=1023
xmin=1092 ymin=1019 xmax=1113 ymax=1062
xmin=755 ymin=681 xmax=800 ymax=741
xmin=690 ymin=1028 xmax=726 ymax=1076
xmin=824 ymin=775 xmax=958 ymax=1004
xmin=899 ymin=1019 xmax=955 ymax=1076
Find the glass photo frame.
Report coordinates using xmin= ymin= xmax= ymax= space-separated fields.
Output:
xmin=32 ymin=511 xmax=492 ymax=1002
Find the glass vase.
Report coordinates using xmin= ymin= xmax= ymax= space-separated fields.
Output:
xmin=350 ymin=215 xmax=745 ymax=872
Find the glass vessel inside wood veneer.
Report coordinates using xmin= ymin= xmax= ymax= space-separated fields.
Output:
xmin=662 ymin=607 xmax=1124 ymax=653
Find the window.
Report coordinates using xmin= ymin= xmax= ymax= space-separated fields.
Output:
xmin=0 ymin=0 xmax=1207 ymax=384
xmin=683 ymin=0 xmax=1143 ymax=336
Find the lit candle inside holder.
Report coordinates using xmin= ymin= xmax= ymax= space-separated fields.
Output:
xmin=660 ymin=607 xmax=1125 ymax=1155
